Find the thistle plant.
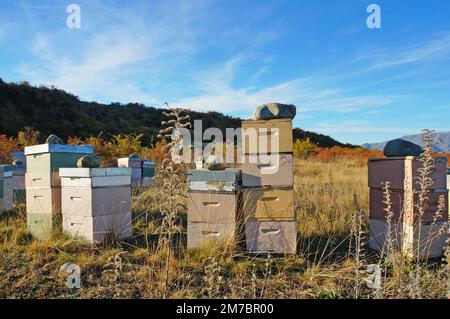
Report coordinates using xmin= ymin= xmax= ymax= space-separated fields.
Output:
xmin=155 ymin=105 xmax=191 ymax=298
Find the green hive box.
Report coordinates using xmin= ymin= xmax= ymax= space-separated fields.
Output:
xmin=27 ymin=213 xmax=61 ymax=240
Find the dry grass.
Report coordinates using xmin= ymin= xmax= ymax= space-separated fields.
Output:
xmin=0 ymin=158 xmax=448 ymax=299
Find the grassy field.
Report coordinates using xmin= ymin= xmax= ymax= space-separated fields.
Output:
xmin=0 ymin=158 xmax=448 ymax=299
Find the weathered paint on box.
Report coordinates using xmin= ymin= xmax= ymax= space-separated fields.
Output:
xmin=245 ymin=220 xmax=297 ymax=254
xmin=241 ymin=119 xmax=293 ymax=154
xmin=27 ymin=152 xmax=93 ymax=172
xmin=369 ymin=188 xmax=448 ymax=224
xmin=24 ymin=144 xmax=94 ymax=155
xmin=25 ymin=172 xmax=61 ymax=188
xmin=368 ymin=157 xmax=447 ymax=190
xmin=26 ymin=187 xmax=61 ymax=215
xmin=369 ymin=218 xmax=447 ymax=258
xmin=188 ymin=181 xmax=238 ymax=192
xmin=187 ymin=191 xmax=239 ymax=224
xmin=187 ymin=222 xmax=236 ymax=248
xmin=242 ymin=154 xmax=293 ymax=187
xmin=187 ymin=168 xmax=241 ymax=182
xmin=242 ymin=188 xmax=294 ymax=220
xmin=62 ymin=212 xmax=132 ymax=243
xmin=61 ymin=186 xmax=131 ymax=217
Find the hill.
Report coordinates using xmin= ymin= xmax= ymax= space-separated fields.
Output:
xmin=0 ymin=79 xmax=352 ymax=147
xmin=363 ymin=131 xmax=450 ymax=153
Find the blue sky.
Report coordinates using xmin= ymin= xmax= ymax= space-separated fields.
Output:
xmin=0 ymin=0 xmax=449 ymax=145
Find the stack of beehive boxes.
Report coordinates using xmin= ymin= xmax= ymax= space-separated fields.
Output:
xmin=0 ymin=165 xmax=14 ymax=212
xmin=59 ymin=167 xmax=132 ymax=243
xmin=241 ymin=119 xmax=296 ymax=254
xmin=25 ymin=144 xmax=94 ymax=240
xmin=187 ymin=168 xmax=242 ymax=248
xmin=368 ymin=156 xmax=448 ymax=258
xmin=142 ymin=161 xmax=156 ymax=186
xmin=11 ymin=151 xmax=26 ymax=204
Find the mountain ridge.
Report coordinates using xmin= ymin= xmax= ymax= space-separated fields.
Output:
xmin=363 ymin=131 xmax=450 ymax=153
xmin=0 ymin=79 xmax=354 ymax=148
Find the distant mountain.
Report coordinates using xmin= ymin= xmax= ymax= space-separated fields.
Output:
xmin=0 ymin=79 xmax=352 ymax=148
xmin=363 ymin=131 xmax=450 ymax=153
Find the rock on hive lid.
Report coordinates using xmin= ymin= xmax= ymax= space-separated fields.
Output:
xmin=252 ymin=103 xmax=296 ymax=120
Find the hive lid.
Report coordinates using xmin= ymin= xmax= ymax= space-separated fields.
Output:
xmin=25 ymin=144 xmax=94 ymax=155
xmin=12 ymin=151 xmax=25 ymax=157
xmin=59 ymin=167 xmax=132 ymax=177
xmin=369 ymin=156 xmax=448 ymax=162
xmin=142 ymin=161 xmax=155 ymax=165
xmin=187 ymin=168 xmax=242 ymax=182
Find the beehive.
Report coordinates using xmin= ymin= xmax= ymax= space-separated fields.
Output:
xmin=25 ymin=143 xmax=94 ymax=240
xmin=368 ymin=156 xmax=449 ymax=258
xmin=60 ymin=167 xmax=132 ymax=243
xmin=187 ymin=168 xmax=242 ymax=248
xmin=241 ymin=119 xmax=296 ymax=254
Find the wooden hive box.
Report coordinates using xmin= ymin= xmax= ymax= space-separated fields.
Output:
xmin=242 ymin=154 xmax=293 ymax=187
xmin=241 ymin=119 xmax=293 ymax=154
xmin=242 ymin=187 xmax=294 ymax=220
xmin=0 ymin=165 xmax=14 ymax=211
xmin=368 ymin=157 xmax=447 ymax=190
xmin=245 ymin=220 xmax=297 ymax=254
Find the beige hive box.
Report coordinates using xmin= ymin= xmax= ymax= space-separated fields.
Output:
xmin=368 ymin=157 xmax=448 ymax=190
xmin=242 ymin=154 xmax=293 ymax=187
xmin=241 ymin=119 xmax=293 ymax=154
xmin=187 ymin=191 xmax=240 ymax=224
xmin=245 ymin=220 xmax=297 ymax=254
xmin=369 ymin=218 xmax=447 ymax=258
xmin=59 ymin=167 xmax=132 ymax=243
xmin=11 ymin=165 xmax=25 ymax=204
xmin=25 ymin=143 xmax=94 ymax=239
xmin=242 ymin=187 xmax=294 ymax=220
xmin=187 ymin=222 xmax=236 ymax=249
xmin=369 ymin=188 xmax=448 ymax=223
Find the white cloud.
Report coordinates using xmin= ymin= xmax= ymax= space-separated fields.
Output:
xmin=172 ymin=59 xmax=396 ymax=115
xmin=366 ymin=31 xmax=450 ymax=69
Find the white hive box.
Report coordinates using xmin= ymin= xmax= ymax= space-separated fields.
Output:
xmin=63 ymin=212 xmax=132 ymax=243
xmin=60 ymin=167 xmax=132 ymax=243
xmin=59 ymin=168 xmax=132 ymax=217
